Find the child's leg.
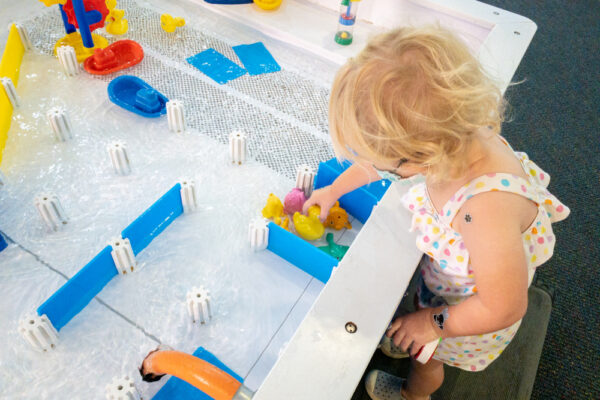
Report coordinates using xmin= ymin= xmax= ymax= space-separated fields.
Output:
xmin=403 ymin=358 xmax=444 ymax=400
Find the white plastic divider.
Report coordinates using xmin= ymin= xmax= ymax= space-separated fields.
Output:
xmin=1 ymin=77 xmax=20 ymax=108
xmin=108 ymin=236 xmax=137 ymax=275
xmin=253 ymin=183 xmax=423 ymax=399
xmin=34 ymin=193 xmax=68 ymax=231
xmin=167 ymin=100 xmax=186 ymax=134
xmin=186 ymin=286 xmax=212 ymax=324
xmin=57 ymin=45 xmax=80 ymax=77
xmin=178 ymin=178 xmax=198 ymax=214
xmin=18 ymin=313 xmax=59 ymax=352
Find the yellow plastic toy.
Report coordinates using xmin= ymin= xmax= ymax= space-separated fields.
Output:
xmin=54 ymin=32 xmax=109 ymax=63
xmin=105 ymin=0 xmax=129 ymax=35
xmin=160 ymin=14 xmax=185 ymax=33
xmin=325 ymin=201 xmax=352 ymax=230
xmin=293 ymin=205 xmax=325 ymax=241
xmin=279 ymin=215 xmax=290 ymax=231
xmin=39 ymin=0 xmax=66 ymax=6
xmin=262 ymin=193 xmax=285 ymax=225
xmin=254 ymin=0 xmax=282 ymax=11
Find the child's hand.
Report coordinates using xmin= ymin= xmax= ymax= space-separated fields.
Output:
xmin=302 ymin=186 xmax=339 ymax=222
xmin=386 ymin=309 xmax=441 ymax=357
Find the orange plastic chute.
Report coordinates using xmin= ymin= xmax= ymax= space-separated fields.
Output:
xmin=144 ymin=350 xmax=242 ymax=400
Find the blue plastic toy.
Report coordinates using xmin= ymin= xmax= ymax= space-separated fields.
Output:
xmin=36 ymin=183 xmax=183 ymax=333
xmin=107 ymin=75 xmax=168 ymax=117
xmin=152 ymin=347 xmax=242 ymax=400
xmin=0 ymin=233 xmax=8 ymax=253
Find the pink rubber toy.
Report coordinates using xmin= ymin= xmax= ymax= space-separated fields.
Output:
xmin=283 ymin=188 xmax=306 ymax=215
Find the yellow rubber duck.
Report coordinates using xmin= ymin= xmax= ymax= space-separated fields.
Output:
xmin=39 ymin=0 xmax=66 ymax=7
xmin=105 ymin=0 xmax=129 ymax=36
xmin=262 ymin=193 xmax=285 ymax=225
xmin=254 ymin=0 xmax=282 ymax=11
xmin=293 ymin=205 xmax=325 ymax=241
xmin=325 ymin=201 xmax=352 ymax=230
xmin=279 ymin=215 xmax=290 ymax=231
xmin=160 ymin=14 xmax=185 ymax=33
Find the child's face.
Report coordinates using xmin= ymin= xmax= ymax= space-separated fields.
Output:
xmin=372 ymin=159 xmax=424 ymax=181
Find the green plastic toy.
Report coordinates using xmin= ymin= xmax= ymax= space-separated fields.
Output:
xmin=318 ymin=233 xmax=349 ymax=261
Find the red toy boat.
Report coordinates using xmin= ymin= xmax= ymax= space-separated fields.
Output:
xmin=83 ymin=39 xmax=143 ymax=75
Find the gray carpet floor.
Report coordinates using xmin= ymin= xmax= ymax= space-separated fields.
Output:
xmin=353 ymin=1 xmax=599 ymax=399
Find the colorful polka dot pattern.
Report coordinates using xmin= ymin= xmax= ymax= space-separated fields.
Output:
xmin=400 ymin=141 xmax=569 ymax=372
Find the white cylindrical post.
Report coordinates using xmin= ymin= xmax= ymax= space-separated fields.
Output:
xmin=108 ymin=141 xmax=131 ymax=175
xmin=34 ymin=193 xmax=68 ymax=231
xmin=56 ymin=45 xmax=80 ymax=77
xmin=108 ymin=237 xmax=136 ymax=275
xmin=166 ymin=100 xmax=185 ymax=133
xmin=186 ymin=286 xmax=212 ymax=324
xmin=179 ymin=178 xmax=197 ymax=214
xmin=13 ymin=24 xmax=33 ymax=51
xmin=248 ymin=218 xmax=269 ymax=251
xmin=46 ymin=107 xmax=73 ymax=142
xmin=18 ymin=314 xmax=59 ymax=352
xmin=105 ymin=376 xmax=141 ymax=400
xmin=295 ymin=164 xmax=315 ymax=198
xmin=229 ymin=130 xmax=247 ymax=165
xmin=1 ymin=77 xmax=20 ymax=108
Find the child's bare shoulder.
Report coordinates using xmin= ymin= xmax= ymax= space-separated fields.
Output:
xmin=455 ymin=191 xmax=537 ymax=235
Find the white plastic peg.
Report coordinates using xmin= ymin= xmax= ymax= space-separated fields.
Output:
xmin=186 ymin=286 xmax=212 ymax=324
xmin=166 ymin=100 xmax=185 ymax=133
xmin=12 ymin=24 xmax=33 ymax=50
xmin=295 ymin=164 xmax=315 ymax=198
xmin=108 ymin=237 xmax=136 ymax=275
xmin=1 ymin=77 xmax=20 ymax=108
xmin=248 ymin=218 xmax=269 ymax=251
xmin=179 ymin=178 xmax=197 ymax=214
xmin=35 ymin=193 xmax=68 ymax=231
xmin=105 ymin=376 xmax=141 ymax=400
xmin=19 ymin=313 xmax=59 ymax=352
xmin=229 ymin=130 xmax=247 ymax=165
xmin=57 ymin=45 xmax=80 ymax=77
xmin=108 ymin=141 xmax=131 ymax=175
xmin=46 ymin=107 xmax=73 ymax=142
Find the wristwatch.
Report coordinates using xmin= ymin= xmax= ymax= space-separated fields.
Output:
xmin=432 ymin=307 xmax=449 ymax=331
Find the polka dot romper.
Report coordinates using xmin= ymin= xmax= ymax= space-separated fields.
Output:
xmin=400 ymin=138 xmax=570 ymax=371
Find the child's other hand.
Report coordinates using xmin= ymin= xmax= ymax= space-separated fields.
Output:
xmin=302 ymin=186 xmax=338 ymax=222
xmin=386 ymin=309 xmax=441 ymax=357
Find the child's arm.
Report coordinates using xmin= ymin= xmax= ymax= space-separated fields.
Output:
xmin=303 ymin=162 xmax=380 ymax=220
xmin=387 ymin=191 xmax=531 ymax=353
xmin=433 ymin=191 xmax=530 ymax=337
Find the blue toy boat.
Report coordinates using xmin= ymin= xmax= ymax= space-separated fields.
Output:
xmin=107 ymin=75 xmax=168 ymax=118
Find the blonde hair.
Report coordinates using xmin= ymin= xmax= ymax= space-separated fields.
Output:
xmin=329 ymin=26 xmax=506 ymax=180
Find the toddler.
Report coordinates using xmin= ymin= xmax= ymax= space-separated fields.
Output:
xmin=303 ymin=26 xmax=569 ymax=400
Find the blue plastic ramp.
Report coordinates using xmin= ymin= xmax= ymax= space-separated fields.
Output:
xmin=267 ymin=222 xmax=338 ymax=283
xmin=152 ymin=347 xmax=242 ymax=400
xmin=122 ymin=184 xmax=184 ymax=256
xmin=37 ymin=246 xmax=117 ymax=331
xmin=232 ymin=42 xmax=281 ymax=76
xmin=187 ymin=49 xmax=246 ymax=84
